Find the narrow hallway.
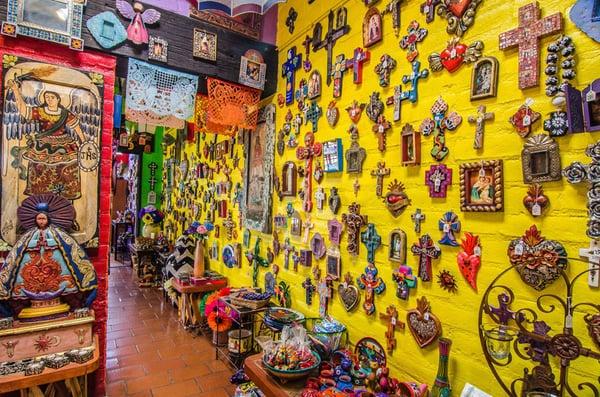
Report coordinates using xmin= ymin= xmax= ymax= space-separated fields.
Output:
xmin=105 ymin=265 xmax=235 ymax=397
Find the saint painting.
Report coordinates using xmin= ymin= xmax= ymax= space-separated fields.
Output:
xmin=1 ymin=55 xmax=103 ymax=247
xmin=470 ymin=167 xmax=494 ymax=205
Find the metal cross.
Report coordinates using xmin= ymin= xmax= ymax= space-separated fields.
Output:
xmin=372 ymin=115 xmax=392 ymax=152
xmin=411 ymin=234 xmax=441 ymax=281
xmin=387 ymin=61 xmax=429 ymax=122
xmin=438 ymin=211 xmax=461 ymax=247
xmin=370 ymin=161 xmax=391 ymax=197
xmin=579 ymin=240 xmax=600 ymax=288
xmin=222 ymin=212 xmax=236 ymax=241
xmin=148 ymin=162 xmax=158 ymax=175
xmin=312 ymin=8 xmax=350 ymax=86
xmin=345 ymin=47 xmax=370 ymax=84
xmin=331 ymin=54 xmax=349 ymax=98
xmin=361 ymin=223 xmax=382 ymax=263
xmin=468 ymin=105 xmax=494 ymax=150
xmin=399 ymin=20 xmax=427 ymax=62
xmin=296 ymin=132 xmax=323 ymax=212
xmin=382 ymin=0 xmax=404 ymax=36
xmin=379 ymin=305 xmax=405 ymax=353
xmin=303 ymin=102 xmax=322 ymax=133
xmin=488 ymin=293 xmax=523 ymax=325
xmin=281 ymin=46 xmax=302 ymax=105
xmin=302 ymin=35 xmax=313 ymax=71
xmin=374 ymin=54 xmax=397 ymax=88
xmin=302 ymin=277 xmax=316 ymax=305
xmin=420 ymin=0 xmax=441 ymax=23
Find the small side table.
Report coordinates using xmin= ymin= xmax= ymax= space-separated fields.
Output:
xmin=244 ymin=353 xmax=304 ymax=397
xmin=172 ymin=278 xmax=228 ymax=329
xmin=128 ymin=243 xmax=156 ymax=278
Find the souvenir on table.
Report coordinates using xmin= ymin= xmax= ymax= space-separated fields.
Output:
xmin=193 ymin=28 xmax=218 ymax=61
xmin=437 ymin=270 xmax=458 ymax=293
xmin=338 ymin=273 xmax=360 ymax=311
xmin=420 ymin=97 xmax=462 ymax=162
xmin=2 ymin=0 xmax=86 ymax=50
xmin=86 ymin=11 xmax=128 ymax=49
xmin=371 ymin=162 xmax=390 ymax=197
xmin=323 ymin=139 xmax=343 ymax=172
xmin=406 ymin=296 xmax=441 ymax=348
xmin=346 ymin=48 xmax=370 ymax=84
xmin=356 ymin=263 xmax=386 ymax=315
xmin=242 ymin=105 xmax=275 ymax=233
xmin=471 ymin=57 xmax=499 ymax=101
xmin=457 ymin=232 xmax=481 ymax=291
xmin=281 ymin=47 xmax=302 ymax=105
xmin=346 ymin=101 xmax=366 ymax=124
xmin=326 ymin=245 xmax=342 ymax=280
xmin=460 ymin=160 xmax=504 ymax=212
xmin=281 ymin=162 xmax=297 ymax=197
xmin=326 ymin=101 xmax=340 ymax=127
xmin=329 ymin=187 xmax=341 ymax=214
xmin=297 ymin=132 xmax=323 ymax=212
xmin=507 ymin=225 xmax=568 ymax=291
xmin=565 ymin=79 xmax=600 ymax=133
xmin=310 ymin=233 xmax=327 ymax=260
xmin=380 ymin=306 xmax=404 ymax=354
xmin=509 ymin=102 xmax=541 ymax=137
xmin=401 ymin=123 xmax=421 ymax=166
xmin=1 ymin=56 xmax=105 ymax=248
xmin=0 ymin=195 xmax=97 ymax=365
xmin=374 ymin=54 xmax=397 ymax=87
xmin=363 ymin=8 xmax=382 ymax=47
xmin=428 ymin=38 xmax=484 ymax=74
xmin=148 ymin=36 xmax=168 ymax=62
xmin=468 ymin=105 xmax=494 ymax=150
xmin=411 ymin=234 xmax=441 ymax=281
xmin=384 ymin=179 xmax=411 ymax=218
xmin=411 ymin=209 xmax=426 ymax=234
xmin=389 ymin=229 xmax=407 ymax=263
xmin=393 ymin=264 xmax=417 ymax=300
xmin=400 ymin=21 xmax=427 ymax=62
xmin=425 ymin=164 xmax=452 ymax=198
xmin=331 ymin=54 xmax=348 ymax=98
xmin=388 ymin=61 xmax=429 ymax=122
xmin=438 ymin=211 xmax=460 ymax=247
xmin=570 ymin=0 xmax=600 ymax=43
xmin=342 ymin=203 xmax=368 ymax=257
xmin=521 ymin=134 xmax=562 ymax=184
xmin=361 ymin=224 xmax=382 ymax=264
xmin=312 ymin=8 xmax=350 ymax=86
xmin=345 ymin=140 xmax=367 ymax=174
xmin=499 ymin=2 xmax=563 ymax=90
xmin=436 ymin=0 xmax=482 ymax=37
xmin=366 ymin=92 xmax=384 ymax=122
xmin=239 ymin=49 xmax=267 ymax=91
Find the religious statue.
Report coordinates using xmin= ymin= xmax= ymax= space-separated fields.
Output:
xmin=0 ymin=195 xmax=97 ymax=320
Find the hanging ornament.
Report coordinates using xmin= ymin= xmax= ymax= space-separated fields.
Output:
xmin=437 ymin=270 xmax=458 ymax=293
xmin=457 ymin=232 xmax=481 ymax=291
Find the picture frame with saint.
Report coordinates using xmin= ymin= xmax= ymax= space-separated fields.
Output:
xmin=460 ymin=160 xmax=503 ymax=212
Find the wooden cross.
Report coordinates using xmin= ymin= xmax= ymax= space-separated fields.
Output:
xmin=353 ymin=179 xmax=360 ymax=197
xmin=579 ymin=240 xmax=600 ymax=287
xmin=372 ymin=115 xmax=392 ymax=152
xmin=411 ymin=234 xmax=441 ymax=281
xmin=302 ymin=34 xmax=313 ymax=71
xmin=342 ymin=202 xmax=368 ymax=256
xmin=356 ymin=263 xmax=386 ymax=315
xmin=331 ymin=54 xmax=349 ymax=98
xmin=420 ymin=0 xmax=441 ymax=23
xmin=382 ymin=0 xmax=404 ymax=36
xmin=313 ymin=9 xmax=350 ymax=86
xmin=346 ymin=47 xmax=370 ymax=84
xmin=468 ymin=105 xmax=494 ymax=150
xmin=281 ymin=46 xmax=302 ymax=105
xmin=302 ymin=216 xmax=314 ymax=244
xmin=499 ymin=3 xmax=563 ymax=90
xmin=361 ymin=223 xmax=382 ymax=264
xmin=400 ymin=20 xmax=427 ymax=62
xmin=370 ymin=161 xmax=391 ymax=197
xmin=302 ymin=277 xmax=316 ymax=305
xmin=303 ymin=102 xmax=322 ymax=133
xmin=222 ymin=212 xmax=236 ymax=240
xmin=282 ymin=238 xmax=294 ymax=270
xmin=296 ymin=132 xmax=323 ymax=212
xmin=379 ymin=305 xmax=405 ymax=353
xmin=387 ymin=61 xmax=429 ymax=122
xmin=315 ymin=187 xmax=326 ymax=210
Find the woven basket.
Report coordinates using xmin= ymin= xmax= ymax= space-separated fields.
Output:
xmin=229 ymin=295 xmax=270 ymax=310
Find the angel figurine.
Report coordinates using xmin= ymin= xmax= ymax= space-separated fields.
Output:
xmin=116 ymin=1 xmax=161 ymax=45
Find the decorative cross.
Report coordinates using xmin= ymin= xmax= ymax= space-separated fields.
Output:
xmin=488 ymin=293 xmax=524 ymax=325
xmin=315 ymin=187 xmax=326 ymax=210
xmin=387 ymin=61 xmax=429 ymax=122
xmin=579 ymin=240 xmax=600 ymax=288
xmin=292 ymin=250 xmax=301 ymax=272
xmin=400 ymin=20 xmax=427 ymax=62
xmin=331 ymin=54 xmax=349 ymax=98
xmin=282 ymin=238 xmax=295 ymax=270
xmin=302 ymin=277 xmax=316 ymax=305
xmin=281 ymin=46 xmax=302 ymax=105
xmin=296 ymin=132 xmax=323 ymax=212
xmin=382 ymin=0 xmax=404 ymax=36
xmin=148 ymin=176 xmax=157 ymax=191
xmin=438 ymin=211 xmax=461 ymax=247
xmin=425 ymin=164 xmax=452 ymax=198
xmin=420 ymin=97 xmax=462 ymax=161
xmin=148 ymin=161 xmax=158 ymax=175
xmin=313 ymin=8 xmax=350 ymax=86
xmin=361 ymin=223 xmax=382 ymax=264
xmin=411 ymin=234 xmax=441 ymax=281
xmin=346 ymin=47 xmax=370 ymax=84
xmin=272 ymin=230 xmax=280 ymax=256
xmin=468 ymin=105 xmax=494 ymax=150
xmin=302 ymin=216 xmax=314 ymax=244
xmin=372 ymin=115 xmax=392 ymax=152
xmin=342 ymin=202 xmax=368 ymax=256
xmin=356 ymin=263 xmax=386 ymax=315
xmin=499 ymin=3 xmax=563 ymax=90
xmin=374 ymin=54 xmax=397 ymax=87
xmin=393 ymin=264 xmax=418 ymax=300
xmin=246 ymin=238 xmax=269 ymax=287
xmin=420 ymin=0 xmax=441 ymax=23
xmin=302 ymin=34 xmax=313 ymax=71
xmin=370 ymin=161 xmax=391 ymax=197
xmin=222 ymin=212 xmax=236 ymax=240
xmin=303 ymin=102 xmax=322 ymax=133
xmin=379 ymin=305 xmax=405 ymax=353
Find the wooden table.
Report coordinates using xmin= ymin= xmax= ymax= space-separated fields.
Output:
xmin=0 ymin=339 xmax=99 ymax=396
xmin=172 ymin=278 xmax=228 ymax=328
xmin=244 ymin=354 xmax=305 ymax=397
xmin=111 ymin=221 xmax=132 ymax=261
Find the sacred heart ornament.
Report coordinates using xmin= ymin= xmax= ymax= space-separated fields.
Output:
xmin=327 ymin=101 xmax=340 ymax=127
xmin=406 ymin=296 xmax=441 ymax=348
xmin=457 ymin=232 xmax=481 ymax=291
xmin=440 ymin=41 xmax=467 ymax=72
xmin=507 ymin=225 xmax=568 ymax=291
xmin=448 ymin=0 xmax=471 ymax=17
xmin=429 ymin=38 xmax=483 ymax=73
xmin=338 ymin=273 xmax=360 ymax=312
xmin=523 ymin=184 xmax=549 ymax=217
xmin=384 ymin=179 xmax=411 ymax=218
xmin=346 ymin=101 xmax=365 ymax=124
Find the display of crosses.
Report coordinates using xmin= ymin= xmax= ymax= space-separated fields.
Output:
xmin=361 ymin=223 xmax=382 ymax=263
xmin=297 ymin=132 xmax=323 ymax=212
xmin=346 ymin=47 xmax=370 ymax=84
xmin=331 ymin=54 xmax=349 ymax=98
xmin=387 ymin=61 xmax=429 ymax=122
xmin=371 ymin=161 xmax=391 ymax=197
xmin=313 ymin=8 xmax=351 ymax=86
xmin=282 ymin=46 xmax=302 ymax=105
xmin=411 ymin=234 xmax=441 ymax=281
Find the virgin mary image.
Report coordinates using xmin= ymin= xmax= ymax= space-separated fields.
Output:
xmin=0 ymin=194 xmax=97 ymax=320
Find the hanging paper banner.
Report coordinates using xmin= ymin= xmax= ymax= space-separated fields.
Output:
xmin=198 ymin=0 xmax=286 ymax=16
xmin=125 ymin=59 xmax=198 ymax=129
xmin=206 ymin=78 xmax=261 ymax=135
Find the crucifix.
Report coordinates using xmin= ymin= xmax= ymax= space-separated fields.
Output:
xmin=420 ymin=0 xmax=441 ymax=23
xmin=372 ymin=115 xmax=392 ymax=152
xmin=312 ymin=8 xmax=350 ymax=86
xmin=246 ymin=238 xmax=269 ymax=287
xmin=315 ymin=187 xmax=326 ymax=210
xmin=282 ymin=238 xmax=294 ymax=270
xmin=382 ymin=0 xmax=404 ymax=36
xmin=379 ymin=305 xmax=405 ymax=353
xmin=345 ymin=47 xmax=370 ymax=84
xmin=303 ymin=102 xmax=322 ymax=133
xmin=342 ymin=202 xmax=368 ymax=256
xmin=411 ymin=234 xmax=441 ymax=281
xmin=331 ymin=54 xmax=349 ymax=98
xmin=281 ymin=46 xmax=303 ymax=105
xmin=302 ymin=216 xmax=314 ymax=244
xmin=468 ymin=105 xmax=494 ymax=150
xmin=370 ymin=161 xmax=391 ymax=197
xmin=361 ymin=223 xmax=382 ymax=264
xmin=222 ymin=212 xmax=237 ymax=240
xmin=296 ymin=132 xmax=323 ymax=212
xmin=386 ymin=61 xmax=429 ymax=122
xmin=374 ymin=54 xmax=397 ymax=87
xmin=302 ymin=35 xmax=313 ymax=71
xmin=314 ymin=267 xmax=333 ymax=318
xmin=356 ymin=263 xmax=386 ymax=315
xmin=499 ymin=3 xmax=563 ymax=90
xmin=302 ymin=277 xmax=316 ymax=305
xmin=425 ymin=164 xmax=452 ymax=198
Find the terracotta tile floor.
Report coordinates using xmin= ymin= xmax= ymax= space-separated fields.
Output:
xmin=106 ymin=265 xmax=235 ymax=397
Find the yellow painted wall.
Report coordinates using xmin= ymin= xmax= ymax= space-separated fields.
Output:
xmin=163 ymin=0 xmax=600 ymax=394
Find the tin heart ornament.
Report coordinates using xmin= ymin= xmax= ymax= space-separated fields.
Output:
xmin=338 ymin=273 xmax=360 ymax=311
xmin=327 ymin=101 xmax=340 ymax=127
xmin=457 ymin=232 xmax=481 ymax=291
xmin=406 ymin=296 xmax=441 ymax=348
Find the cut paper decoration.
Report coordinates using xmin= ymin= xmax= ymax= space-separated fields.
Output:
xmin=206 ymin=78 xmax=261 ymax=135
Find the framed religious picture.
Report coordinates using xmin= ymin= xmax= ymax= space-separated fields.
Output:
xmin=290 ymin=211 xmax=302 ymax=236
xmin=148 ymin=36 xmax=168 ymax=63
xmin=470 ymin=57 xmax=499 ymax=101
xmin=307 ymin=70 xmax=322 ymax=100
xmin=363 ymin=7 xmax=382 ymax=47
xmin=193 ymin=28 xmax=217 ymax=61
xmin=281 ymin=161 xmax=297 ymax=197
xmin=521 ymin=134 xmax=561 ymax=184
xmin=401 ymin=124 xmax=421 ymax=166
xmin=2 ymin=0 xmax=85 ymax=50
xmin=242 ymin=105 xmax=275 ymax=233
xmin=389 ymin=229 xmax=407 ymax=263
xmin=459 ymin=160 xmax=504 ymax=212
xmin=326 ymin=246 xmax=342 ymax=280
xmin=1 ymin=54 xmax=105 ymax=247
xmin=345 ymin=141 xmax=367 ymax=174
xmin=239 ymin=49 xmax=266 ymax=91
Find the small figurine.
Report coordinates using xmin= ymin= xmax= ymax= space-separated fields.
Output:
xmin=116 ymin=1 xmax=161 ymax=45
